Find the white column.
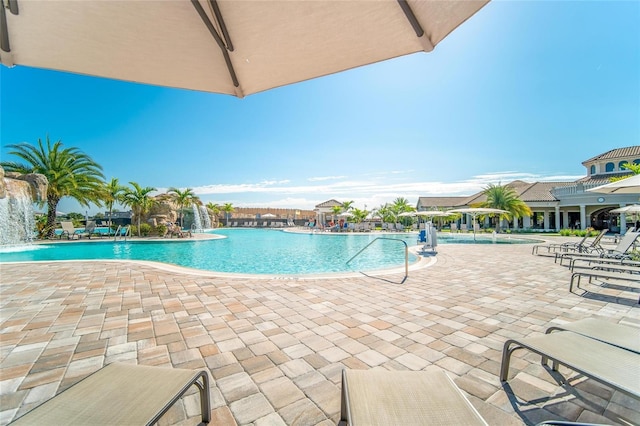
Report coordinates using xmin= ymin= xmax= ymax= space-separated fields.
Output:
xmin=579 ymin=205 xmax=586 ymax=230
xmin=563 ymin=211 xmax=569 ymax=230
xmin=523 ymin=215 xmax=531 ymax=229
xmin=620 ymin=213 xmax=627 ymax=234
xmin=555 ymin=206 xmax=561 ymax=231
xmin=544 ymin=211 xmax=550 ymax=230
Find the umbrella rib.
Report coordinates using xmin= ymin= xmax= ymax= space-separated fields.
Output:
xmin=396 ymin=0 xmax=424 ymax=38
xmin=396 ymin=0 xmax=435 ymax=52
xmin=207 ymin=0 xmax=233 ymax=52
xmin=191 ymin=0 xmax=240 ymax=89
xmin=0 ymin=4 xmax=9 ymax=53
xmin=8 ymin=0 xmax=19 ymax=15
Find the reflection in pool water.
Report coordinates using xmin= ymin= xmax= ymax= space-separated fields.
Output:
xmin=0 ymin=229 xmax=540 ymax=275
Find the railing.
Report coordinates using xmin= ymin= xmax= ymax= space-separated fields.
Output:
xmin=113 ymin=225 xmax=131 ymax=241
xmin=346 ymin=237 xmax=409 ymax=281
xmin=551 ymin=182 xmax=604 ymax=198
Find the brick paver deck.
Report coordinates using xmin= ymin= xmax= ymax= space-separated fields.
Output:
xmin=1 ymin=238 xmax=638 ymax=425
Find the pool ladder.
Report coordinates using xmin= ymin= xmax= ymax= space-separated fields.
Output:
xmin=346 ymin=237 xmax=409 ymax=282
xmin=113 ymin=225 xmax=131 ymax=242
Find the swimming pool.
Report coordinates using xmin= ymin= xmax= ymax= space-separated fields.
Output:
xmin=0 ymin=229 xmax=540 ymax=276
xmin=0 ymin=229 xmax=422 ymax=275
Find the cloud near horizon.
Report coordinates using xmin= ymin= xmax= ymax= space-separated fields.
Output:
xmin=155 ymin=171 xmax=586 ymax=210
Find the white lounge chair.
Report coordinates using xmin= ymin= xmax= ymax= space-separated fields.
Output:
xmin=9 ymin=363 xmax=211 ymax=426
xmin=340 ymin=369 xmax=487 ymax=426
xmin=60 ymin=221 xmax=81 ymax=240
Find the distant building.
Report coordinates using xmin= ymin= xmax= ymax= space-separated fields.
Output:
xmin=417 ymin=146 xmax=640 ymax=233
xmin=314 ymin=199 xmax=344 ymax=225
xmin=104 ymin=211 xmax=133 ymax=226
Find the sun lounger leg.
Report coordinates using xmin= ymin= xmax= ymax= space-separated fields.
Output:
xmin=500 ymin=340 xmax=518 ymax=381
xmin=340 ymin=370 xmax=350 ymax=424
xmin=195 ymin=372 xmax=211 ymax=424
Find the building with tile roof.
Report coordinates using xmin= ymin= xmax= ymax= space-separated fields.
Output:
xmin=417 ymin=146 xmax=640 ymax=232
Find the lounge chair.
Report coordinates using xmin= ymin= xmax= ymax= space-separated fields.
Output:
xmin=557 ymin=231 xmax=639 ymax=265
xmin=532 ymin=229 xmax=607 ymax=256
xmin=545 ymin=318 xmax=640 ymax=353
xmin=500 ymin=330 xmax=640 ymax=399
xmin=569 ymin=265 xmax=640 ymax=301
xmin=9 ymin=362 xmax=211 ymax=426
xmin=82 ymin=220 xmax=101 ymax=239
xmin=340 ymin=369 xmax=488 ymax=426
xmin=59 ymin=221 xmax=82 ymax=240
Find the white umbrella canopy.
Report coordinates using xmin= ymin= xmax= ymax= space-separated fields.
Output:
xmin=0 ymin=0 xmax=489 ymax=97
xmin=586 ymin=175 xmax=640 ymax=195
xmin=446 ymin=207 xmax=509 ymax=241
xmin=397 ymin=211 xmax=416 ymax=217
xmin=261 ymin=213 xmax=276 ymax=218
xmin=609 ymin=204 xmax=640 ymax=214
xmin=415 ymin=211 xmax=451 ymax=218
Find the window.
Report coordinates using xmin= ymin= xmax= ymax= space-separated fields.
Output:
xmin=605 ymin=162 xmax=615 ymax=172
xmin=634 ymin=159 xmax=640 ymax=165
xmin=590 ymin=165 xmax=596 ymax=175
xmin=619 ymin=161 xmax=629 ymax=170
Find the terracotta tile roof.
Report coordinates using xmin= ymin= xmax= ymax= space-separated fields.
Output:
xmin=582 ymin=145 xmax=640 ymax=164
xmin=417 ymin=197 xmax=468 ymax=208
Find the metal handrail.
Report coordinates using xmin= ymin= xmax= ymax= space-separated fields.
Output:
xmin=113 ymin=225 xmax=121 ymax=241
xmin=113 ymin=225 xmax=131 ymax=241
xmin=346 ymin=237 xmax=409 ymax=280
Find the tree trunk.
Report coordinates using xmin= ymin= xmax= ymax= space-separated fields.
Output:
xmin=46 ymin=196 xmax=60 ymax=239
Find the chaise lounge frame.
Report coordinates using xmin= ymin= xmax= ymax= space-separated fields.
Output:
xmin=500 ymin=330 xmax=640 ymax=399
xmin=9 ymin=362 xmax=211 ymax=426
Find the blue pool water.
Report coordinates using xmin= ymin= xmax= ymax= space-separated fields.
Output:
xmin=0 ymin=229 xmax=539 ymax=275
xmin=0 ymin=229 xmax=420 ymax=275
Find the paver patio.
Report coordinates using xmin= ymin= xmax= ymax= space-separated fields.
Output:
xmin=1 ymin=238 xmax=638 ymax=425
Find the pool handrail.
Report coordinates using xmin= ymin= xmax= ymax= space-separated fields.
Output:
xmin=346 ymin=237 xmax=408 ymax=281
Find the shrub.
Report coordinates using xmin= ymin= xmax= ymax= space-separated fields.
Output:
xmin=139 ymin=223 xmax=152 ymax=236
xmin=155 ymin=224 xmax=167 ymax=236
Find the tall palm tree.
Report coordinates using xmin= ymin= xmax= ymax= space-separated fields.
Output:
xmin=206 ymin=202 xmax=221 ymax=226
xmin=167 ymin=187 xmax=200 ymax=227
xmin=222 ymin=203 xmax=234 ymax=226
xmin=121 ymin=182 xmax=156 ymax=236
xmin=1 ymin=136 xmax=105 ymax=238
xmin=478 ymin=183 xmax=532 ymax=232
xmin=104 ymin=178 xmax=126 ymax=229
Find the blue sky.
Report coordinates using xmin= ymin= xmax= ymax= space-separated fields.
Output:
xmin=1 ymin=1 xmax=639 ymax=215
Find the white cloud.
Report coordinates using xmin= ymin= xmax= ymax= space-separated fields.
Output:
xmin=307 ymin=175 xmax=348 ymax=182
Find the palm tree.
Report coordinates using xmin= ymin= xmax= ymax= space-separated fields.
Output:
xmin=221 ymin=203 xmax=234 ymax=226
xmin=374 ymin=203 xmax=395 ymax=224
xmin=351 ymin=208 xmax=369 ymax=223
xmin=478 ymin=183 xmax=532 ymax=232
xmin=206 ymin=202 xmax=221 ymax=226
xmin=331 ymin=205 xmax=343 ymax=225
xmin=390 ymin=197 xmax=415 ymax=226
xmin=341 ymin=200 xmax=354 ymax=211
xmin=104 ymin=178 xmax=126 ymax=229
xmin=611 ymin=162 xmax=640 ymax=181
xmin=1 ymin=136 xmax=105 ymax=238
xmin=168 ymin=187 xmax=200 ymax=227
xmin=121 ymin=182 xmax=156 ymax=236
